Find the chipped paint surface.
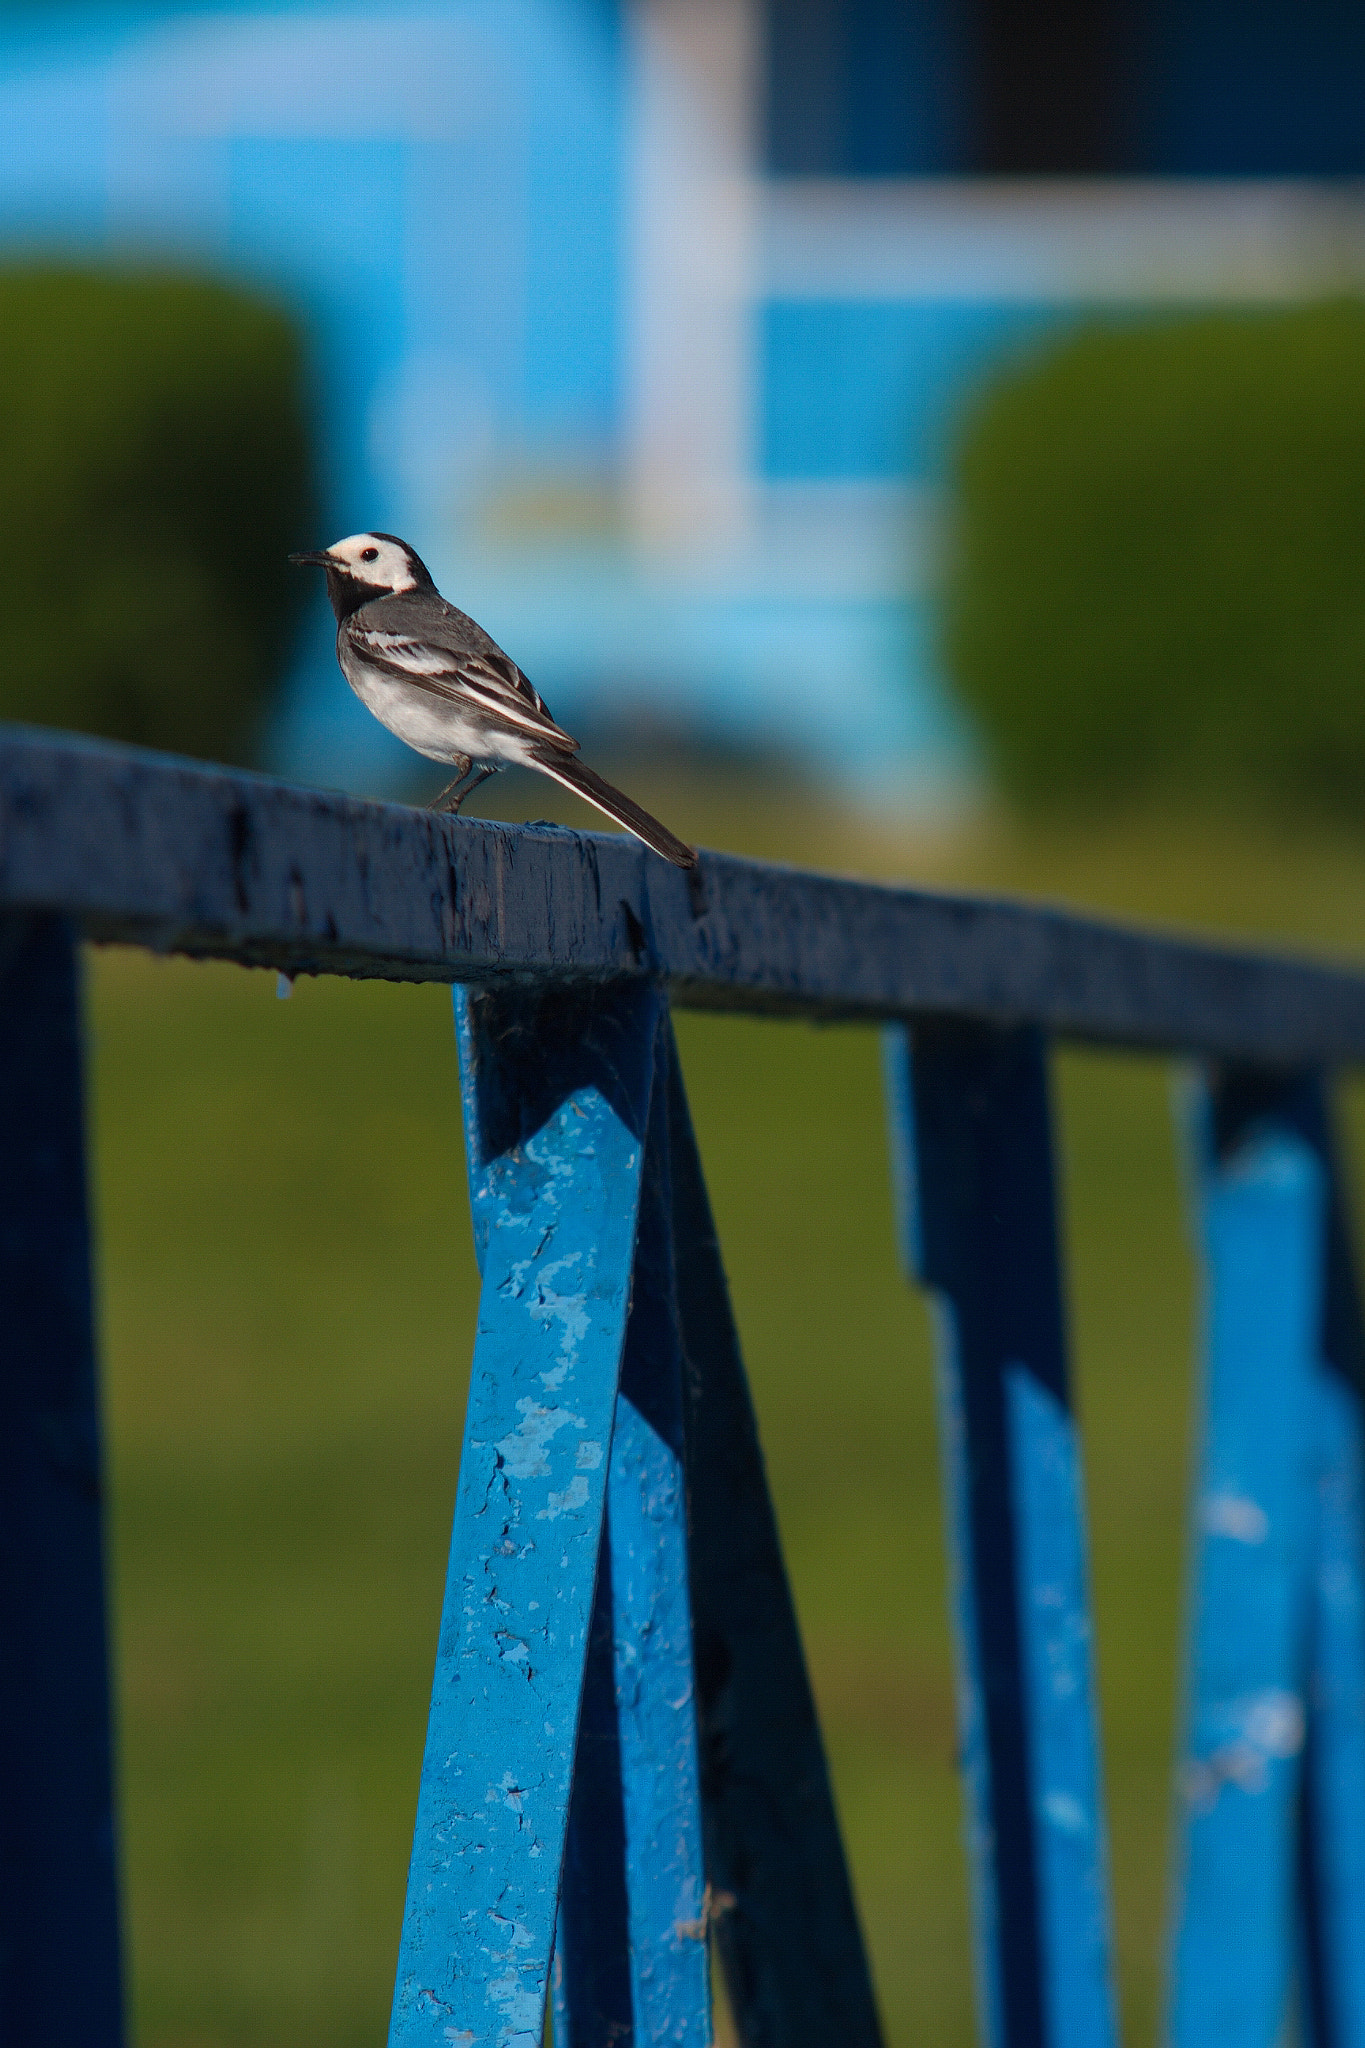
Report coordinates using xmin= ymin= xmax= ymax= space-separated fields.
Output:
xmin=605 ymin=1117 xmax=710 ymax=2048
xmin=1006 ymin=1367 xmax=1116 ymax=2048
xmin=1305 ymin=1364 xmax=1365 ymax=2045
xmin=1170 ymin=1117 xmax=1323 ymax=2048
xmin=1201 ymin=1492 xmax=1270 ymax=1545
xmin=8 ymin=725 xmax=1365 ymax=1062
xmin=19 ymin=727 xmax=1365 ymax=2048
xmin=607 ymin=1387 xmax=710 ymax=2046
xmin=550 ymin=1081 xmax=711 ymax=2048
xmin=387 ymin=986 xmax=658 ymax=2048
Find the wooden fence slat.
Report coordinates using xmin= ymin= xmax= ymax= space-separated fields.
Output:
xmin=388 ymin=983 xmax=661 ymax=2048
xmin=0 ymin=913 xmax=123 ymax=2044
xmin=885 ymin=1020 xmax=1116 ymax=2048
xmin=552 ymin=1076 xmax=711 ymax=2048
xmin=1168 ymin=1072 xmax=1324 ymax=2047
xmin=10 ymin=726 xmax=1365 ymax=1064
xmin=607 ymin=1082 xmax=711 ymax=2047
xmin=1304 ymin=1363 xmax=1365 ymax=2048
xmin=1299 ymin=1074 xmax=1365 ymax=2048
xmin=665 ymin=1032 xmax=884 ymax=2048
xmin=1171 ymin=1071 xmax=1365 ymax=2048
xmin=551 ymin=1545 xmax=632 ymax=2047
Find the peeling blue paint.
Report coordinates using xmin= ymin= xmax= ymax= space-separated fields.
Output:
xmin=387 ymin=983 xmax=661 ymax=2048
xmin=1306 ymin=1366 xmax=1365 ymax=2047
xmin=1169 ymin=1103 xmax=1322 ymax=2048
xmin=552 ymin=1078 xmax=711 ymax=2048
xmin=1172 ymin=1070 xmax=1365 ymax=2048
xmin=16 ymin=724 xmax=1365 ymax=2048
xmin=1006 ymin=1368 xmax=1115 ymax=2048
xmin=606 ymin=1109 xmax=710 ymax=2048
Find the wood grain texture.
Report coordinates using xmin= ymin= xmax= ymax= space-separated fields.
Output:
xmin=6 ymin=726 xmax=1365 ymax=1060
xmin=0 ymin=914 xmax=122 ymax=2044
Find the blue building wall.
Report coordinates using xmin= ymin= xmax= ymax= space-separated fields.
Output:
xmin=1 ymin=0 xmax=1362 ymax=804
xmin=0 ymin=0 xmax=632 ymax=784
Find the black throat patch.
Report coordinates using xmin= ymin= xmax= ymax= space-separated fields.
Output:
xmin=323 ymin=566 xmax=393 ymax=623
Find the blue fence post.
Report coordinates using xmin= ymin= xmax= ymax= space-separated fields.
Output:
xmin=666 ymin=1030 xmax=884 ymax=2048
xmin=0 ymin=913 xmax=123 ymax=2044
xmin=1301 ymin=1066 xmax=1365 ymax=2048
xmin=388 ymin=980 xmax=662 ymax=2048
xmin=884 ymin=1020 xmax=1116 ymax=2048
xmin=1170 ymin=1067 xmax=1365 ymax=2048
xmin=552 ymin=1067 xmax=711 ymax=2048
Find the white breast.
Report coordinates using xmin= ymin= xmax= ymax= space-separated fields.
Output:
xmin=339 ymin=650 xmax=485 ymax=764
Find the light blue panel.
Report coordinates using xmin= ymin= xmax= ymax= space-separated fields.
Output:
xmin=608 ymin=1392 xmax=710 ymax=2044
xmin=1006 ymin=1366 xmax=1117 ymax=2048
xmin=519 ymin=0 xmax=624 ymax=441
xmin=1170 ymin=1126 xmax=1324 ymax=2048
xmin=389 ymin=986 xmax=659 ymax=2048
xmin=1306 ymin=1364 xmax=1365 ymax=2047
xmin=760 ymin=299 xmax=1068 ymax=481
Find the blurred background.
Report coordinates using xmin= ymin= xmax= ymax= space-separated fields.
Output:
xmin=9 ymin=0 xmax=1365 ymax=2042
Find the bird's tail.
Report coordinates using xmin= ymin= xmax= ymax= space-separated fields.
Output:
xmin=530 ymin=750 xmax=698 ymax=870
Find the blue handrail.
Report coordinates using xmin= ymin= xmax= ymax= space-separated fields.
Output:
xmin=2 ymin=725 xmax=1364 ymax=2048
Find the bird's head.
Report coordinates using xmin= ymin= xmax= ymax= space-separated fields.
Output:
xmin=289 ymin=532 xmax=436 ymax=620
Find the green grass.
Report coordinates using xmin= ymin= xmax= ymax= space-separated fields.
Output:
xmin=88 ymin=779 xmax=1365 ymax=2047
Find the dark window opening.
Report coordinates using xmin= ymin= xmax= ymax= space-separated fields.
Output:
xmin=765 ymin=0 xmax=1365 ymax=178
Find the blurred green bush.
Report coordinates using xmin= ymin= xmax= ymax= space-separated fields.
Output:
xmin=943 ymin=302 xmax=1365 ymax=813
xmin=0 ymin=267 xmax=317 ymax=764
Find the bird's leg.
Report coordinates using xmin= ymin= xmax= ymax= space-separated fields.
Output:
xmin=443 ymin=765 xmax=497 ymax=814
xmin=429 ymin=758 xmax=474 ymax=812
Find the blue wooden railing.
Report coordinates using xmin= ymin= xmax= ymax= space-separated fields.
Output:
xmin=4 ymin=723 xmax=1365 ymax=2048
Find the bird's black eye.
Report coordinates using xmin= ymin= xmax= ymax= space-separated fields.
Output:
xmin=361 ymin=546 xmax=379 ymax=563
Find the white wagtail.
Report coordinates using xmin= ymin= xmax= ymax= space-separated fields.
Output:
xmin=290 ymin=532 xmax=697 ymax=869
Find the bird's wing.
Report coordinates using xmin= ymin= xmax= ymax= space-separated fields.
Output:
xmin=350 ymin=628 xmax=578 ymax=751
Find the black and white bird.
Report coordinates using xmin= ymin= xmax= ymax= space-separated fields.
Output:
xmin=290 ymin=531 xmax=697 ymax=869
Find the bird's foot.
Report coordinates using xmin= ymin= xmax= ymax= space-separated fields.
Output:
xmin=445 ymin=767 xmax=496 ymax=815
xmin=429 ymin=760 xmax=473 ymax=813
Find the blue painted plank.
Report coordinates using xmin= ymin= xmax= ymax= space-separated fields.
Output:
xmin=388 ymin=981 xmax=661 ymax=2048
xmin=6 ymin=725 xmax=1365 ymax=1063
xmin=884 ymin=1020 xmax=1116 ymax=2048
xmin=1248 ymin=1072 xmax=1365 ymax=2048
xmin=0 ymin=913 xmax=122 ymax=2043
xmin=1304 ymin=1365 xmax=1365 ymax=2048
xmin=551 ymin=1542 xmax=632 ymax=2048
xmin=1168 ymin=1076 xmax=1324 ymax=2048
xmin=1005 ymin=1370 xmax=1116 ymax=2048
xmin=607 ymin=1086 xmax=711 ymax=2048
xmin=553 ymin=1078 xmax=711 ymax=2048
xmin=665 ymin=1030 xmax=884 ymax=2048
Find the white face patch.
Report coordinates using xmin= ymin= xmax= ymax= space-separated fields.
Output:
xmin=325 ymin=532 xmax=419 ymax=593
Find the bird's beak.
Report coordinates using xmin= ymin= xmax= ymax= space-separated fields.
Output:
xmin=289 ymin=549 xmax=336 ymax=569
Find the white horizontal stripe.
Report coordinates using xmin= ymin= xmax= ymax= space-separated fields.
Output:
xmin=760 ymin=178 xmax=1365 ymax=304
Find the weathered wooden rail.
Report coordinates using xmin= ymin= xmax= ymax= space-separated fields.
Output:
xmin=3 ymin=722 xmax=1365 ymax=2048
